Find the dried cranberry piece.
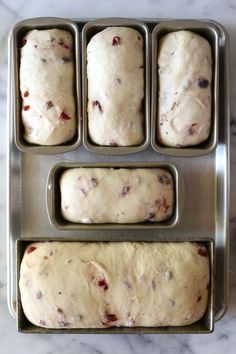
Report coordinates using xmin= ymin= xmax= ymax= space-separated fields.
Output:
xmin=197 ymin=296 xmax=202 ymax=302
xmin=36 ymin=290 xmax=42 ymax=299
xmin=198 ymin=78 xmax=209 ymax=88
xmin=23 ymin=91 xmax=29 ymax=97
xmin=109 ymin=141 xmax=118 ymax=147
xmin=57 ymin=39 xmax=70 ymax=49
xmin=189 ymin=123 xmax=197 ymax=135
xmin=112 ymin=36 xmax=121 ymax=46
xmin=139 ymin=99 xmax=144 ymax=113
xmin=162 ymin=197 xmax=170 ymax=214
xmin=89 ymin=178 xmax=97 ymax=189
xmin=198 ymin=247 xmax=208 ymax=257
xmin=121 ymin=185 xmax=131 ymax=197
xmin=21 ymin=39 xmax=27 ymax=47
xmin=98 ymin=279 xmax=108 ymax=291
xmin=58 ymin=320 xmax=69 ymax=327
xmin=59 ymin=111 xmax=71 ymax=121
xmin=27 ymin=246 xmax=36 ymax=254
xmin=23 ymin=105 xmax=30 ymax=111
xmin=158 ymin=174 xmax=171 ymax=185
xmin=93 ymin=100 xmax=103 ymax=113
xmin=61 ymin=56 xmax=71 ymax=64
xmin=46 ymin=101 xmax=54 ymax=110
xmin=104 ymin=312 xmax=117 ymax=322
xmin=145 ymin=212 xmax=155 ymax=221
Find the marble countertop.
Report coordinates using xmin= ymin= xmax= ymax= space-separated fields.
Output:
xmin=1 ymin=0 xmax=236 ymax=353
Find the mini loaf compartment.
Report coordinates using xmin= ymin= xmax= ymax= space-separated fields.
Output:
xmin=16 ymin=238 xmax=214 ymax=334
xmin=82 ymin=18 xmax=150 ymax=155
xmin=12 ymin=17 xmax=81 ymax=154
xmin=151 ymin=20 xmax=219 ymax=157
xmin=46 ymin=162 xmax=184 ymax=230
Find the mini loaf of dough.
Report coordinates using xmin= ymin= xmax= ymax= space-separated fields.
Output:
xmin=20 ymin=29 xmax=76 ymax=145
xmin=19 ymin=242 xmax=210 ymax=328
xmin=60 ymin=168 xmax=174 ymax=223
xmin=158 ymin=30 xmax=212 ymax=147
xmin=87 ymin=27 xmax=144 ymax=146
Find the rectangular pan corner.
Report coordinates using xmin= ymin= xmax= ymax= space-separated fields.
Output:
xmin=11 ymin=17 xmax=82 ymax=155
xmin=82 ymin=18 xmax=150 ymax=155
xmin=151 ymin=20 xmax=219 ymax=157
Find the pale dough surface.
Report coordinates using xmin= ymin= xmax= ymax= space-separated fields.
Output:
xmin=19 ymin=242 xmax=210 ymax=328
xmin=60 ymin=168 xmax=174 ymax=223
xmin=158 ymin=30 xmax=212 ymax=147
xmin=20 ymin=29 xmax=76 ymax=145
xmin=87 ymin=27 xmax=144 ymax=146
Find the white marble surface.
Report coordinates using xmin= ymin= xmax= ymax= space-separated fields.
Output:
xmin=0 ymin=0 xmax=236 ymax=353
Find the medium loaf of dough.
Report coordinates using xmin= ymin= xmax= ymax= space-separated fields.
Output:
xmin=20 ymin=29 xmax=76 ymax=145
xmin=158 ymin=30 xmax=212 ymax=147
xmin=60 ymin=168 xmax=174 ymax=223
xmin=87 ymin=27 xmax=144 ymax=146
xmin=19 ymin=242 xmax=210 ymax=328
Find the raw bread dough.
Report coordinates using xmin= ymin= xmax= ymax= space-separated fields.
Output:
xmin=158 ymin=30 xmax=212 ymax=147
xmin=87 ymin=27 xmax=144 ymax=146
xmin=19 ymin=241 xmax=210 ymax=328
xmin=60 ymin=168 xmax=174 ymax=223
xmin=20 ymin=29 xmax=76 ymax=145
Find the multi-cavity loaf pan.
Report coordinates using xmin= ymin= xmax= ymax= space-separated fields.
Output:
xmin=7 ymin=17 xmax=230 ymax=334
xmin=11 ymin=17 xmax=219 ymax=156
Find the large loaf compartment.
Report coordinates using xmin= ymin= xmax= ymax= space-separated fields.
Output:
xmin=82 ymin=19 xmax=150 ymax=155
xmin=151 ymin=20 xmax=219 ymax=157
xmin=47 ymin=162 xmax=184 ymax=230
xmin=18 ymin=241 xmax=212 ymax=331
xmin=12 ymin=17 xmax=81 ymax=154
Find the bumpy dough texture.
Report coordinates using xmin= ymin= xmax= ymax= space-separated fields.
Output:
xmin=20 ymin=29 xmax=76 ymax=145
xmin=158 ymin=30 xmax=212 ymax=147
xmin=60 ymin=168 xmax=174 ymax=223
xmin=87 ymin=27 xmax=144 ymax=146
xmin=19 ymin=242 xmax=210 ymax=328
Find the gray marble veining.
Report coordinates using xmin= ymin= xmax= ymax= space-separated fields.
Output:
xmin=0 ymin=0 xmax=236 ymax=353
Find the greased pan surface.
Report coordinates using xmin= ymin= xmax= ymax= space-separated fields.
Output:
xmin=7 ymin=18 xmax=229 ymax=333
xmin=16 ymin=238 xmax=214 ymax=334
xmin=82 ymin=18 xmax=150 ymax=155
xmin=12 ymin=17 xmax=81 ymax=154
xmin=46 ymin=161 xmax=184 ymax=230
xmin=151 ymin=20 xmax=219 ymax=157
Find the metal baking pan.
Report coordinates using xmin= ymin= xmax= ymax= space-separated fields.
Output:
xmin=151 ymin=20 xmax=219 ymax=157
xmin=82 ymin=18 xmax=150 ymax=155
xmin=11 ymin=17 xmax=81 ymax=154
xmin=46 ymin=161 xmax=184 ymax=230
xmin=7 ymin=18 xmax=230 ymax=334
xmin=16 ymin=238 xmax=214 ymax=334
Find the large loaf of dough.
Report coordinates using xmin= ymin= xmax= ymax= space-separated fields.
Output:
xmin=87 ymin=27 xmax=144 ymax=146
xmin=60 ymin=168 xmax=174 ymax=223
xmin=158 ymin=30 xmax=212 ymax=147
xmin=19 ymin=242 xmax=210 ymax=328
xmin=20 ymin=29 xmax=76 ymax=145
